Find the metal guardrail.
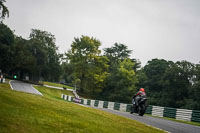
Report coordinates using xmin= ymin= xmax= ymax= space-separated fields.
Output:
xmin=61 ymin=94 xmax=200 ymax=123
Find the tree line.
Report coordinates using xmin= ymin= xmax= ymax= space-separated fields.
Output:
xmin=138 ymin=59 xmax=200 ymax=110
xmin=0 ymin=24 xmax=62 ymax=82
xmin=1 ymin=1 xmax=200 ymax=110
xmin=62 ymin=36 xmax=200 ymax=110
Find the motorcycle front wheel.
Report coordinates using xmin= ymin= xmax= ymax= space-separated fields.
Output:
xmin=138 ymin=104 xmax=146 ymax=116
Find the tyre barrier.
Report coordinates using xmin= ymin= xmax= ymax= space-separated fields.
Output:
xmin=61 ymin=94 xmax=200 ymax=123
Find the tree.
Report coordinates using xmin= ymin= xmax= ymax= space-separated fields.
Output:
xmin=185 ymin=63 xmax=200 ymax=110
xmin=137 ymin=59 xmax=200 ymax=109
xmin=131 ymin=58 xmax=141 ymax=72
xmin=0 ymin=23 xmax=14 ymax=73
xmin=143 ymin=59 xmax=170 ymax=92
xmin=66 ymin=36 xmax=109 ymax=95
xmin=141 ymin=59 xmax=170 ymax=106
xmin=102 ymin=44 xmax=137 ymax=103
xmin=85 ymin=55 xmax=109 ymax=97
xmin=29 ymin=29 xmax=61 ymax=82
xmin=0 ymin=0 xmax=9 ymax=21
xmin=60 ymin=61 xmax=74 ymax=84
xmin=11 ymin=36 xmax=37 ymax=80
xmin=102 ymin=58 xmax=137 ymax=103
xmin=0 ymin=23 xmax=13 ymax=45
xmin=104 ymin=43 xmax=132 ymax=64
xmin=162 ymin=61 xmax=194 ymax=108
xmin=135 ymin=68 xmax=148 ymax=91
xmin=0 ymin=24 xmax=61 ymax=82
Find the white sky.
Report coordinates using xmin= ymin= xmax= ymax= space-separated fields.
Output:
xmin=4 ymin=0 xmax=200 ymax=66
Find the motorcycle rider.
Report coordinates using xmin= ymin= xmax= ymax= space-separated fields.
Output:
xmin=132 ymin=88 xmax=146 ymax=107
xmin=130 ymin=88 xmax=147 ymax=114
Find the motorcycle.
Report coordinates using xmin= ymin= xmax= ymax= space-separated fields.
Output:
xmin=130 ymin=96 xmax=147 ymax=116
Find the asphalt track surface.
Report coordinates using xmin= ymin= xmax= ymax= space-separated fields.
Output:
xmin=95 ymin=107 xmax=200 ymax=133
xmin=10 ymin=80 xmax=42 ymax=96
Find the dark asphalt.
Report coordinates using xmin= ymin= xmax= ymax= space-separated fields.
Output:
xmin=96 ymin=108 xmax=200 ymax=133
xmin=10 ymin=80 xmax=43 ymax=96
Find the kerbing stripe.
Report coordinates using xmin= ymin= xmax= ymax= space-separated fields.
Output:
xmin=9 ymin=80 xmax=14 ymax=90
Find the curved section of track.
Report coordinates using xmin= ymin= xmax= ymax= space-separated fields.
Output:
xmin=96 ymin=108 xmax=200 ymax=133
xmin=10 ymin=80 xmax=43 ymax=96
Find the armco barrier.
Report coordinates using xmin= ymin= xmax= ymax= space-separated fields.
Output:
xmin=152 ymin=106 xmax=164 ymax=117
xmin=87 ymin=99 xmax=91 ymax=106
xmin=98 ymin=101 xmax=104 ymax=108
xmin=192 ymin=110 xmax=200 ymax=122
xmin=145 ymin=105 xmax=153 ymax=114
xmin=114 ymin=102 xmax=120 ymax=110
xmin=103 ymin=101 xmax=109 ymax=108
xmin=176 ymin=109 xmax=192 ymax=121
xmin=61 ymin=94 xmax=200 ymax=123
xmin=94 ymin=100 xmax=99 ymax=107
xmin=164 ymin=107 xmax=176 ymax=118
xmin=120 ymin=103 xmax=127 ymax=112
xmin=126 ymin=104 xmax=132 ymax=112
xmin=108 ymin=102 xmax=115 ymax=110
xmin=90 ymin=100 xmax=95 ymax=107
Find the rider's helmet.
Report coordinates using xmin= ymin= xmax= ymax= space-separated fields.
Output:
xmin=140 ymin=88 xmax=145 ymax=92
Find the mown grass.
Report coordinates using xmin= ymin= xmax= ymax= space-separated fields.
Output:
xmin=35 ymin=85 xmax=74 ymax=100
xmin=41 ymin=82 xmax=200 ymax=127
xmin=0 ymin=82 xmax=164 ymax=133
xmin=42 ymin=81 xmax=74 ymax=90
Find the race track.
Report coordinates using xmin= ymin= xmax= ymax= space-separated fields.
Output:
xmin=96 ymin=107 xmax=200 ymax=133
xmin=10 ymin=80 xmax=42 ymax=96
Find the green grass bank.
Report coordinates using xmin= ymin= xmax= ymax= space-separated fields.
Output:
xmin=0 ymin=82 xmax=164 ymax=133
xmin=42 ymin=81 xmax=74 ymax=90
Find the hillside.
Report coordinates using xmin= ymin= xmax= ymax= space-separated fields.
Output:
xmin=0 ymin=82 xmax=164 ymax=133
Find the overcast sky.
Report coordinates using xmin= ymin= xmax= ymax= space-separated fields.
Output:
xmin=4 ymin=0 xmax=200 ymax=66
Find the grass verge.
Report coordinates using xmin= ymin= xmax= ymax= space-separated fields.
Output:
xmin=0 ymin=83 xmax=164 ymax=133
xmin=34 ymin=85 xmax=74 ymax=100
xmin=42 ymin=81 xmax=74 ymax=90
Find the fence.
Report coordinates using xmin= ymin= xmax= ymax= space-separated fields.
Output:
xmin=61 ymin=94 xmax=200 ymax=123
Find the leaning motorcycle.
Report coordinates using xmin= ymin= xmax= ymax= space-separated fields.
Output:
xmin=130 ymin=97 xmax=147 ymax=116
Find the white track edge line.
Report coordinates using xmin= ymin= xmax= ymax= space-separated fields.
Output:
xmin=145 ymin=123 xmax=171 ymax=133
xmin=31 ymin=85 xmax=43 ymax=96
xmin=9 ymin=80 xmax=14 ymax=90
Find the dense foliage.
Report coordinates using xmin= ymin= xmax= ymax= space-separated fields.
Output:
xmin=0 ymin=24 xmax=61 ymax=82
xmin=65 ymin=36 xmax=109 ymax=97
xmin=137 ymin=59 xmax=200 ymax=110
xmin=0 ymin=0 xmax=9 ymax=21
